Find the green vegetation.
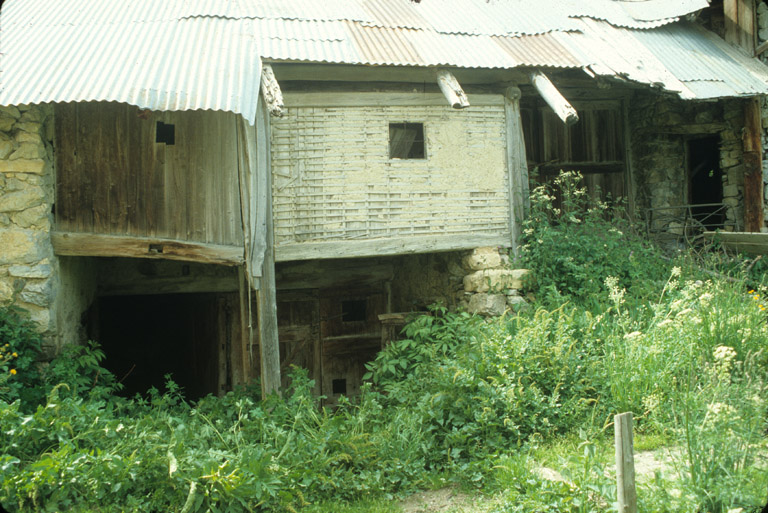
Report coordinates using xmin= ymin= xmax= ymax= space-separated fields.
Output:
xmin=1 ymin=172 xmax=766 ymax=512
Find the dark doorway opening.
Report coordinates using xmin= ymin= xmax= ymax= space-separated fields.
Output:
xmin=94 ymin=293 xmax=223 ymax=401
xmin=688 ymin=136 xmax=724 ymax=229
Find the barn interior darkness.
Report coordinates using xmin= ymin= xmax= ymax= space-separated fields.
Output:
xmin=687 ymin=135 xmax=724 ymax=228
xmin=93 ymin=293 xmax=223 ymax=401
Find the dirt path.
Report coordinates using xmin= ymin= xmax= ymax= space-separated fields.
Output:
xmin=399 ymin=449 xmax=679 ymax=513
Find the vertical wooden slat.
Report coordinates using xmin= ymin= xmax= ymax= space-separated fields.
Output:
xmin=738 ymin=0 xmax=756 ymax=53
xmin=54 ymin=104 xmax=78 ymax=231
xmin=724 ymin=0 xmax=740 ymax=46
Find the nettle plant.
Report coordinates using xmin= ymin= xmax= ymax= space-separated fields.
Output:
xmin=520 ymin=171 xmax=666 ymax=307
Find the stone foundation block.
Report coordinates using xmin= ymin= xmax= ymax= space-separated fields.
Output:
xmin=506 ymin=295 xmax=528 ymax=309
xmin=0 ymin=229 xmax=47 ymax=264
xmin=464 ymin=268 xmax=531 ymax=293
xmin=9 ymin=142 xmax=45 ymax=160
xmin=0 ymin=139 xmax=13 ymax=160
xmin=467 ymin=293 xmax=507 ymax=317
xmin=0 ymin=189 xmax=45 ymax=212
xmin=9 ymin=263 xmax=52 ymax=278
xmin=0 ymin=106 xmax=21 ymax=119
xmin=722 ymin=184 xmax=739 ymax=197
xmin=463 ymin=246 xmax=502 ymax=271
xmin=0 ymin=159 xmax=46 ymax=175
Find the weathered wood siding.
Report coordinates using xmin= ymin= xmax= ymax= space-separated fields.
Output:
xmin=271 ymin=93 xmax=511 ymax=258
xmin=523 ymin=100 xmax=626 ymax=203
xmin=55 ymin=103 xmax=243 ymax=246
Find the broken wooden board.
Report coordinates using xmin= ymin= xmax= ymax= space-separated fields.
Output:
xmin=701 ymin=231 xmax=768 ymax=255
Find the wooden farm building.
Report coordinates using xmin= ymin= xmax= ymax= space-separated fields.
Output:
xmin=1 ymin=0 xmax=768 ymax=401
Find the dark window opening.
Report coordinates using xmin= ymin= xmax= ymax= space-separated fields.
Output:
xmin=332 ymin=378 xmax=347 ymax=395
xmin=156 ymin=121 xmax=175 ymax=145
xmin=341 ymin=299 xmax=367 ymax=322
xmin=389 ymin=122 xmax=425 ymax=159
xmin=688 ymin=136 xmax=724 ymax=230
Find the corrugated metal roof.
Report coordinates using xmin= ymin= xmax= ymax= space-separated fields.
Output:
xmin=0 ymin=0 xmax=262 ymax=123
xmin=1 ymin=0 xmax=767 ymax=110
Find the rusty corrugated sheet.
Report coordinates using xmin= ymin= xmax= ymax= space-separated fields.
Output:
xmin=493 ymin=33 xmax=586 ymax=69
xmin=0 ymin=0 xmax=262 ymax=123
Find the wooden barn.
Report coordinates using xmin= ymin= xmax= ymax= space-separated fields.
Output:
xmin=1 ymin=0 xmax=768 ymax=401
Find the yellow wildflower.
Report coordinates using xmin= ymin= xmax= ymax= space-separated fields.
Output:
xmin=11 ymin=352 xmax=17 ymax=358
xmin=749 ymin=289 xmax=755 ymax=294
xmin=9 ymin=369 xmax=16 ymax=375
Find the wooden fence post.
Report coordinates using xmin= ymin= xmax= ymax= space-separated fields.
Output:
xmin=615 ymin=412 xmax=638 ymax=513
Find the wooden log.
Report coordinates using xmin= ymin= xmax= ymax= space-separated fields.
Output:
xmin=261 ymin=64 xmax=285 ymax=118
xmin=504 ymin=86 xmax=529 ymax=255
xmin=615 ymin=412 xmax=638 ymax=513
xmin=51 ymin=231 xmax=244 ymax=265
xmin=435 ymin=69 xmax=470 ymax=109
xmin=255 ymin=98 xmax=281 ymax=397
xmin=743 ymin=97 xmax=764 ymax=232
xmin=530 ymin=71 xmax=579 ymax=126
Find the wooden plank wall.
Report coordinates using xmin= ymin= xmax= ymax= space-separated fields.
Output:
xmin=270 ymin=93 xmax=511 ymax=252
xmin=524 ymin=101 xmax=627 ymax=203
xmin=55 ymin=103 xmax=243 ymax=246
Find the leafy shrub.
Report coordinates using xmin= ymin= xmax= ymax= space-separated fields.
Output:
xmin=520 ymin=171 xmax=667 ymax=307
xmin=0 ymin=306 xmax=43 ymax=409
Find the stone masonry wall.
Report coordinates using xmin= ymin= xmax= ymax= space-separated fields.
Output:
xmin=756 ymin=1 xmax=768 ymax=228
xmin=0 ymin=104 xmax=58 ymax=350
xmin=629 ymin=93 xmax=745 ymax=232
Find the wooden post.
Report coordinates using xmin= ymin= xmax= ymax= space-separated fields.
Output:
xmin=504 ymin=86 xmax=530 ymax=256
xmin=261 ymin=64 xmax=285 ymax=118
xmin=256 ymin=97 xmax=281 ymax=397
xmin=436 ymin=69 xmax=470 ymax=109
xmin=529 ymin=71 xmax=579 ymax=126
xmin=615 ymin=412 xmax=638 ymax=513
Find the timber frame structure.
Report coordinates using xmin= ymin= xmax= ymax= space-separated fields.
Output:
xmin=2 ymin=0 xmax=768 ymax=400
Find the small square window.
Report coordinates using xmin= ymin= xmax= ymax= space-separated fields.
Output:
xmin=389 ymin=122 xmax=425 ymax=159
xmin=341 ymin=299 xmax=367 ymax=322
xmin=156 ymin=121 xmax=175 ymax=145
xmin=332 ymin=379 xmax=347 ymax=395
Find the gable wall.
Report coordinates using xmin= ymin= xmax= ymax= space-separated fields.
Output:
xmin=271 ymin=93 xmax=512 ymax=257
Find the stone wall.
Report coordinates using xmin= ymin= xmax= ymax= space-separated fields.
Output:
xmin=629 ymin=93 xmax=745 ymax=232
xmin=0 ymin=104 xmax=59 ymax=350
xmin=756 ymin=0 xmax=768 ymax=228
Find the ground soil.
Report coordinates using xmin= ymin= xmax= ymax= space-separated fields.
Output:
xmin=398 ymin=448 xmax=678 ymax=513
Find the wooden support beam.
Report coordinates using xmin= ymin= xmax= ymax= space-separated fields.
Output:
xmin=436 ymin=69 xmax=470 ymax=109
xmin=51 ymin=232 xmax=244 ymax=265
xmin=261 ymin=64 xmax=285 ymax=117
xmin=504 ymin=86 xmax=529 ymax=256
xmin=743 ymin=97 xmax=764 ymax=232
xmin=255 ymin=98 xmax=281 ymax=397
xmin=530 ymin=71 xmax=579 ymax=126
xmin=274 ymin=234 xmax=512 ymax=262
